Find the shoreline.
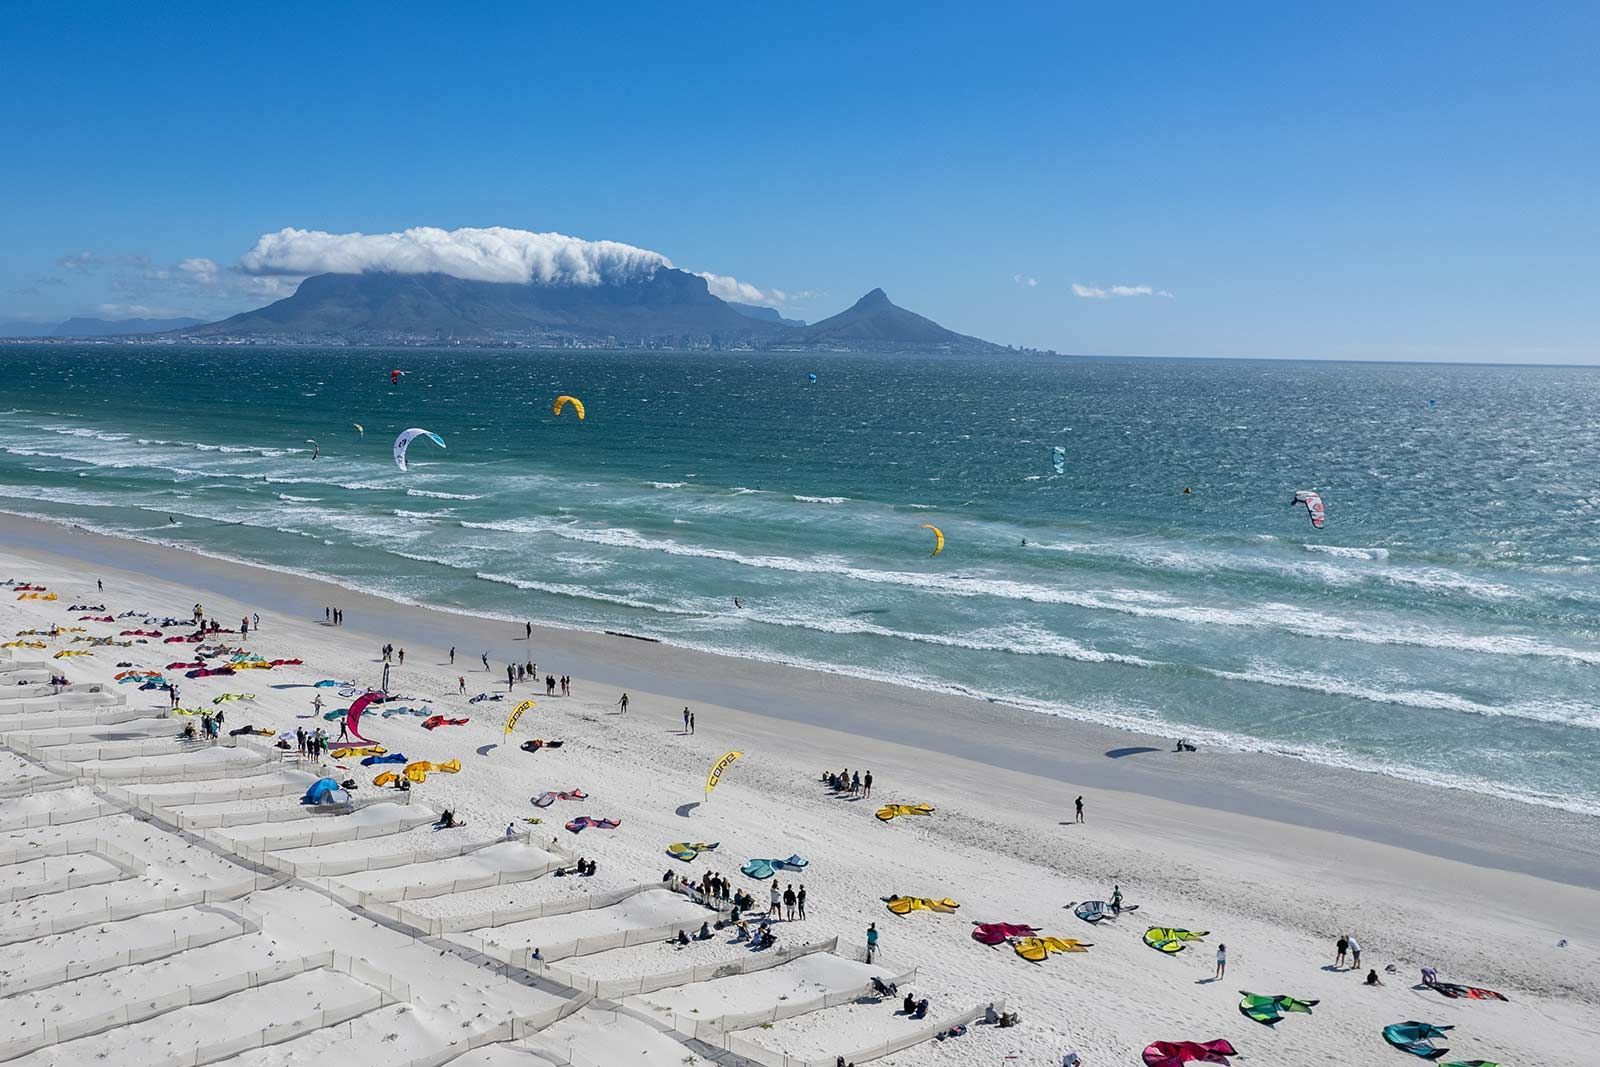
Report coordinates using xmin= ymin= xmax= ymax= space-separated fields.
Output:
xmin=2 ymin=509 xmax=1595 ymax=889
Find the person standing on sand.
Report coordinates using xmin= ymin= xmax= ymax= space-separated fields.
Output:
xmin=337 ymin=715 xmax=349 ymax=742
xmin=458 ymin=676 xmax=465 ymax=695
xmin=690 ymin=711 xmax=695 ymax=734
xmin=784 ymin=884 xmax=796 ymax=920
xmin=797 ymin=885 xmax=806 ymax=919
xmin=866 ymin=923 xmax=878 ymax=962
xmin=449 ymin=647 xmax=455 ymax=664
xmin=863 ymin=771 xmax=872 ymax=797
xmin=683 ymin=707 xmax=691 ymax=732
xmin=325 ymin=607 xmax=330 ymax=623
xmin=507 ymin=664 xmax=515 ymax=690
xmin=525 ymin=622 xmax=532 ymax=639
xmin=1074 ymin=795 xmax=1085 ymax=823
xmin=1335 ymin=935 xmax=1349 ymax=968
xmin=481 ymin=652 xmax=489 ymax=671
xmin=398 ymin=648 xmax=405 ymax=665
xmin=769 ymin=883 xmax=782 ymax=918
xmin=1348 ymin=935 xmax=1362 ymax=970
xmin=253 ymin=613 xmax=260 ymax=631
xmin=1215 ymin=943 xmax=1227 ymax=979
xmin=618 ymin=693 xmax=629 ymax=713
xmin=97 ymin=578 xmax=102 ymax=592
xmin=1111 ymin=885 xmax=1122 ymax=915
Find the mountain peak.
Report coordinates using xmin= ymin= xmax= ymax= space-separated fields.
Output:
xmin=854 ymin=287 xmax=892 ymax=309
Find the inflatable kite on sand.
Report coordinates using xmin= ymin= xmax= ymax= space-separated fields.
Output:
xmin=876 ymin=803 xmax=935 ymax=822
xmin=741 ymin=855 xmax=809 ymax=880
xmin=532 ymin=789 xmax=588 ymax=807
xmin=1430 ymin=982 xmax=1508 ymax=1002
xmin=344 ymin=691 xmax=382 ymax=744
xmin=1013 ymin=936 xmax=1091 ymax=961
xmin=1144 ymin=927 xmax=1209 ymax=953
xmin=667 ymin=841 xmax=718 ymax=861
xmin=1142 ymin=1040 xmax=1237 ymax=1067
xmin=1238 ymin=993 xmax=1317 ymax=1026
xmin=330 ymin=744 xmax=386 ymax=759
xmin=565 ymin=815 xmax=620 ymax=834
xmin=884 ymin=896 xmax=960 ymax=915
xmin=1383 ymin=1022 xmax=1453 ymax=1059
xmin=400 ymin=759 xmax=460 ymax=783
xmin=422 ymin=715 xmax=469 ymax=730
xmin=971 ymin=922 xmax=1039 ymax=946
xmin=1074 ymin=900 xmax=1139 ymax=923
xmin=361 ymin=752 xmax=406 ymax=766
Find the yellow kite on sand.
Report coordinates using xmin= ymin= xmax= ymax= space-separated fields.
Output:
xmin=1 ymin=641 xmax=46 ymax=649
xmin=705 ymin=750 xmax=743 ymax=799
xmin=330 ymin=745 xmax=386 ymax=759
xmin=1014 ymin=936 xmax=1093 ymax=961
xmin=885 ymin=896 xmax=960 ymax=915
xmin=17 ymin=592 xmax=57 ymax=601
xmin=505 ymin=699 xmax=535 ymax=737
xmin=53 ymin=650 xmax=91 ymax=659
xmin=876 ymin=803 xmax=935 ymax=822
xmin=404 ymin=758 xmax=461 ymax=783
xmin=667 ymin=841 xmax=719 ymax=861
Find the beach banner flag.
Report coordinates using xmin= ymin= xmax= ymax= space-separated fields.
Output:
xmin=505 ymin=699 xmax=535 ymax=737
xmin=705 ymin=750 xmax=743 ymax=799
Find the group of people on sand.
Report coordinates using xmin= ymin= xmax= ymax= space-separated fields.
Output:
xmin=296 ymin=725 xmax=327 ymax=760
xmin=1334 ymin=932 xmax=1388 ymax=985
xmin=323 ymin=606 xmax=344 ymax=625
xmin=823 ymin=767 xmax=872 ymax=797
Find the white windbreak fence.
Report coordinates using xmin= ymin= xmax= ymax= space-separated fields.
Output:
xmin=0 ymin=839 xmax=145 ymax=903
xmin=0 ymin=950 xmax=389 ymax=1062
xmin=0 ymin=797 xmax=119 ymax=832
xmin=0 ymin=702 xmax=145 ymax=733
xmin=0 ymin=686 xmax=125 ymax=717
xmin=379 ymin=880 xmax=662 ymax=938
xmin=587 ymin=937 xmax=843 ymax=1000
xmin=0 ymin=872 xmax=272 ymax=945
xmin=206 ymin=807 xmax=437 ymax=854
xmin=720 ymin=998 xmax=1003 ymax=1067
xmin=0 ymin=904 xmax=260 ymax=998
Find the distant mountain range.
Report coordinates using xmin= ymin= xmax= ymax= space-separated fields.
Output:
xmin=2 ymin=270 xmax=1013 ymax=351
xmin=0 ymin=315 xmax=205 ymax=338
xmin=175 ymin=269 xmax=1006 ymax=351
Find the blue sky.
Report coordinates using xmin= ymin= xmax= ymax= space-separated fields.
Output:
xmin=1 ymin=1 xmax=1595 ymax=361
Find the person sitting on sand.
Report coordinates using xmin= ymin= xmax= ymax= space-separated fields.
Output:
xmin=984 ymin=1003 xmax=999 ymax=1024
xmin=871 ymin=976 xmax=897 ymax=998
xmin=1421 ymin=966 xmax=1437 ymax=987
xmin=675 ymin=929 xmax=689 ymax=946
xmin=913 ymin=999 xmax=930 ymax=1020
xmin=436 ymin=809 xmax=456 ymax=829
xmin=1365 ymin=969 xmax=1383 ymax=986
xmin=903 ymin=993 xmax=917 ymax=1015
xmin=697 ymin=922 xmax=711 ymax=941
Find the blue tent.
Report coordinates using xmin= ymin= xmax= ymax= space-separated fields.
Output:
xmin=303 ymin=777 xmax=345 ymax=805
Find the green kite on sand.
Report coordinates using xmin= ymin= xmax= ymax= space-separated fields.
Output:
xmin=1144 ymin=927 xmax=1209 ymax=953
xmin=1382 ymin=1021 xmax=1453 ymax=1060
xmin=1238 ymin=992 xmax=1317 ymax=1025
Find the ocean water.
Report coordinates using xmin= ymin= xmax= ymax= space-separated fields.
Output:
xmin=2 ymin=345 xmax=1598 ymax=815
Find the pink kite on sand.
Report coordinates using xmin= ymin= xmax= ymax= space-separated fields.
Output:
xmin=345 ymin=691 xmax=382 ymax=744
xmin=565 ymin=816 xmax=620 ymax=833
xmin=971 ymin=922 xmax=1041 ymax=946
xmin=1142 ymin=1040 xmax=1238 ymax=1067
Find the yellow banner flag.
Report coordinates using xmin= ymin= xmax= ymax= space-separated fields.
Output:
xmin=505 ymin=699 xmax=536 ymax=737
xmin=705 ymin=750 xmax=743 ymax=799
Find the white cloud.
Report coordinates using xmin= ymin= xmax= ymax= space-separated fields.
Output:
xmin=177 ymin=257 xmax=221 ymax=282
xmin=695 ymin=271 xmax=787 ymax=306
xmin=95 ymin=302 xmax=182 ymax=318
xmin=1013 ymin=273 xmax=1038 ymax=288
xmin=1072 ymin=282 xmax=1172 ymax=299
xmin=238 ymin=226 xmax=671 ymax=286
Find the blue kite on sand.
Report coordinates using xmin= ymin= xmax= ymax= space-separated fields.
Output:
xmin=361 ymin=752 xmax=407 ymax=766
xmin=741 ymin=855 xmax=810 ymax=880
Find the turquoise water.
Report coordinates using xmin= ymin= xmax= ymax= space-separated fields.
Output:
xmin=3 ymin=345 xmax=1598 ymax=814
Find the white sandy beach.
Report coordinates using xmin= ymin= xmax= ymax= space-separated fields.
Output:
xmin=0 ymin=520 xmax=1596 ymax=1066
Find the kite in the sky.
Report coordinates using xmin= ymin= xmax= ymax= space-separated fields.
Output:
xmin=353 ymin=422 xmax=364 ymax=437
xmin=1291 ymin=489 xmax=1326 ymax=529
xmin=305 ymin=439 xmax=319 ymax=460
xmin=393 ymin=428 xmax=445 ymax=472
xmin=921 ymin=524 xmax=945 ymax=557
xmin=1053 ymin=446 xmax=1065 ymax=474
xmin=553 ymin=395 xmax=586 ymax=420
xmin=390 ymin=369 xmax=406 ymax=384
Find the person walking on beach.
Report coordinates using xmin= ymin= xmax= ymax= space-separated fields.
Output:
xmin=507 ymin=664 xmax=515 ymax=690
xmin=312 ymin=692 xmax=323 ymax=718
xmin=325 ymin=607 xmax=330 ymax=623
xmin=241 ymin=616 xmax=249 ymax=638
xmin=457 ymin=676 xmax=466 ymax=695
xmin=1074 ymin=795 xmax=1085 ymax=823
xmin=481 ymin=652 xmax=489 ymax=671
xmin=1111 ymin=885 xmax=1123 ymax=915
xmin=784 ymin=885 xmax=797 ymax=920
xmin=97 ymin=578 xmax=102 ymax=592
xmin=866 ymin=923 xmax=879 ymax=963
xmin=337 ymin=715 xmax=349 ymax=742
xmin=296 ymin=727 xmax=305 ymax=756
xmin=253 ymin=613 xmax=260 ymax=631
xmin=397 ymin=648 xmax=405 ymax=665
xmin=797 ymin=885 xmax=806 ymax=919
xmin=690 ymin=711 xmax=695 ymax=734
xmin=1215 ymin=943 xmax=1227 ymax=979
xmin=1335 ymin=934 xmax=1349 ymax=968
xmin=618 ymin=693 xmax=629 ymax=713
xmin=769 ymin=883 xmax=782 ymax=918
